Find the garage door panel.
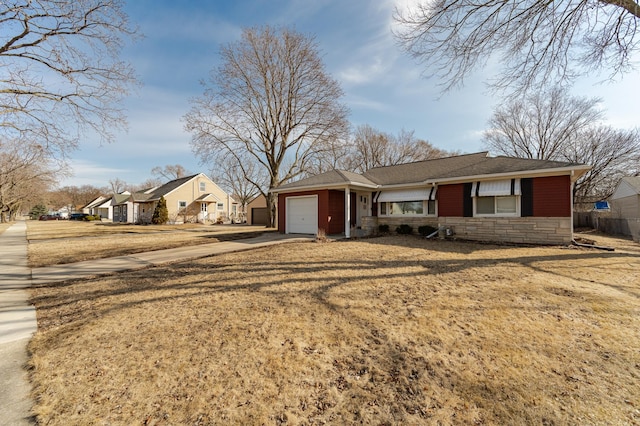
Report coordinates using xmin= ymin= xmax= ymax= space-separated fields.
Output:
xmin=251 ymin=207 xmax=269 ymax=225
xmin=287 ymin=196 xmax=318 ymax=234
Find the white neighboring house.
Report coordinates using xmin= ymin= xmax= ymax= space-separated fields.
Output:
xmin=82 ymin=195 xmax=111 ymax=219
xmin=610 ymin=176 xmax=640 ymax=219
xmin=609 ymin=176 xmax=640 ymax=241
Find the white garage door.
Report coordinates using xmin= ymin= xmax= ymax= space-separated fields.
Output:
xmin=287 ymin=196 xmax=318 ymax=234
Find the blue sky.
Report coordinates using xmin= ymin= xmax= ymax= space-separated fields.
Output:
xmin=61 ymin=0 xmax=640 ymax=188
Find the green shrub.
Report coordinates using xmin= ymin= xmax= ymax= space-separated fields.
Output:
xmin=396 ymin=224 xmax=413 ymax=235
xmin=29 ymin=204 xmax=48 ymax=219
xmin=418 ymin=225 xmax=438 ymax=236
xmin=378 ymin=224 xmax=390 ymax=233
xmin=152 ymin=196 xmax=169 ymax=225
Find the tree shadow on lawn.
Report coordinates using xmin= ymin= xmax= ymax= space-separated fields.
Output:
xmin=27 ymin=241 xmax=640 ymax=424
xmin=30 ymin=244 xmax=640 ymax=311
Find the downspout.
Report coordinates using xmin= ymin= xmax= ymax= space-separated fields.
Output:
xmin=570 ymin=170 xmax=575 ymax=243
xmin=345 ymin=186 xmax=351 ymax=238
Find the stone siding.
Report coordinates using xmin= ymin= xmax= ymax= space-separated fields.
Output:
xmin=439 ymin=217 xmax=572 ymax=245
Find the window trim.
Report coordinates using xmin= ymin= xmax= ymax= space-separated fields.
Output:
xmin=378 ymin=200 xmax=437 ymax=217
xmin=199 ymin=182 xmax=206 ymax=192
xmin=473 ymin=195 xmax=520 ymax=217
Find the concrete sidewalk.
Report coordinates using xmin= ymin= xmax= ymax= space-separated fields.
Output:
xmin=1 ymin=223 xmax=312 ymax=424
xmin=0 ymin=221 xmax=37 ymax=425
xmin=31 ymin=232 xmax=313 ymax=284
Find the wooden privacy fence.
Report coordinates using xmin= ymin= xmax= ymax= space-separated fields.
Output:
xmin=574 ymin=212 xmax=640 ymax=242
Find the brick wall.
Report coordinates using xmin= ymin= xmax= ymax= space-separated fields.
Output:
xmin=439 ymin=216 xmax=572 ymax=245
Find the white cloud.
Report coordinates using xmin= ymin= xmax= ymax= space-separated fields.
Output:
xmin=339 ymin=57 xmax=389 ymax=85
xmin=57 ymin=159 xmax=128 ymax=188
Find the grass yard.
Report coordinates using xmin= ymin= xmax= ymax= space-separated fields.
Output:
xmin=27 ymin=234 xmax=640 ymax=425
xmin=26 ymin=220 xmax=273 ymax=267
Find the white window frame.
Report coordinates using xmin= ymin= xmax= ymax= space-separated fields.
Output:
xmin=473 ymin=195 xmax=520 ymax=217
xmin=201 ymin=203 xmax=207 ymax=212
xmin=217 ymin=202 xmax=224 ymax=211
xmin=199 ymin=182 xmax=206 ymax=192
xmin=378 ymin=200 xmax=437 ymax=217
xmin=178 ymin=200 xmax=187 ymax=210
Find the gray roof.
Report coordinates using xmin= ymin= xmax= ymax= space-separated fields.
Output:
xmin=145 ymin=174 xmax=200 ymax=200
xmin=274 ymin=152 xmax=589 ymax=192
xmin=437 ymin=156 xmax=586 ymax=180
xmin=112 ymin=193 xmax=131 ymax=204
xmin=276 ymin=169 xmax=377 ymax=191
xmin=363 ymin=152 xmax=490 ymax=185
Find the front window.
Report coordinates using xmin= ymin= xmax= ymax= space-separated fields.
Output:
xmin=199 ymin=182 xmax=206 ymax=192
xmin=379 ymin=200 xmax=436 ymax=216
xmin=201 ymin=203 xmax=207 ymax=212
xmin=217 ymin=202 xmax=224 ymax=211
xmin=390 ymin=201 xmax=423 ymax=215
xmin=178 ymin=201 xmax=187 ymax=209
xmin=474 ymin=196 xmax=518 ymax=216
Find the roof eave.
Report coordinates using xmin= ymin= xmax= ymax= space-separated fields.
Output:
xmin=271 ymin=181 xmax=379 ymax=194
xmin=425 ymin=165 xmax=592 ymax=185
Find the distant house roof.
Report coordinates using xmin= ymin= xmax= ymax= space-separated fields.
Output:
xmin=81 ymin=195 xmax=108 ymax=210
xmin=611 ymin=176 xmax=640 ymax=200
xmin=143 ymin=174 xmax=200 ymax=201
xmin=274 ymin=152 xmax=590 ymax=193
xmin=112 ymin=193 xmax=132 ymax=205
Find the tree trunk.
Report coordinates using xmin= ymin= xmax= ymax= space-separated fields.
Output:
xmin=266 ymin=191 xmax=278 ymax=229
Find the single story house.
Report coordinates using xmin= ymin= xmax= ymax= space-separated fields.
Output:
xmin=82 ymin=195 xmax=111 ymax=219
xmin=271 ymin=152 xmax=591 ymax=245
xmin=112 ymin=173 xmax=238 ymax=224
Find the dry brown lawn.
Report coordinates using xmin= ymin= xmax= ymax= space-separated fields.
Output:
xmin=27 ymin=233 xmax=640 ymax=425
xmin=26 ymin=220 xmax=272 ymax=267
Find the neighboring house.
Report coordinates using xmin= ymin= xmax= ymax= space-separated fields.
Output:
xmin=609 ymin=176 xmax=640 ymax=219
xmin=82 ymin=196 xmax=110 ymax=219
xmin=271 ymin=152 xmax=591 ymax=245
xmin=111 ymin=173 xmax=237 ymax=224
xmin=112 ymin=191 xmax=135 ymax=223
xmin=246 ymin=194 xmax=271 ymax=226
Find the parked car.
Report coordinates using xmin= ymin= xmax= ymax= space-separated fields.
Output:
xmin=39 ymin=214 xmax=60 ymax=221
xmin=69 ymin=213 xmax=90 ymax=221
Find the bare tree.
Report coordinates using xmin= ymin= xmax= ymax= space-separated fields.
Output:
xmin=0 ymin=0 xmax=138 ymax=159
xmin=344 ymin=125 xmax=452 ymax=173
xmin=0 ymin=140 xmax=57 ymax=222
xmin=564 ymin=126 xmax=640 ymax=206
xmin=109 ymin=178 xmax=128 ymax=194
xmin=482 ymin=87 xmax=640 ymax=206
xmin=151 ymin=165 xmax=189 ymax=181
xmin=394 ymin=1 xmax=640 ymax=94
xmin=184 ymin=26 xmax=349 ymax=227
xmin=484 ymin=87 xmax=603 ymax=160
xmin=209 ymin=154 xmax=266 ymax=221
xmin=48 ymin=184 xmax=106 ymax=213
xmin=130 ymin=178 xmax=163 ymax=192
